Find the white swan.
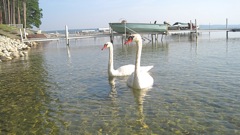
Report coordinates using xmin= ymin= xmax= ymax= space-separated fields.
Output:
xmin=124 ymin=34 xmax=154 ymax=89
xmin=102 ymin=42 xmax=153 ymax=77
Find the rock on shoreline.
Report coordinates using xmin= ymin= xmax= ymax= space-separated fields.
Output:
xmin=0 ymin=35 xmax=36 ymax=62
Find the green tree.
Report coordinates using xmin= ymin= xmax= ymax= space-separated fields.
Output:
xmin=26 ymin=0 xmax=42 ymax=28
xmin=0 ymin=0 xmax=42 ymax=28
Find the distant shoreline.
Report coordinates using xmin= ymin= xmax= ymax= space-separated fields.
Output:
xmin=42 ymin=24 xmax=240 ymax=34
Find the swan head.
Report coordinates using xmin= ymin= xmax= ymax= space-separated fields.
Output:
xmin=101 ymin=42 xmax=113 ymax=50
xmin=124 ymin=34 xmax=142 ymax=44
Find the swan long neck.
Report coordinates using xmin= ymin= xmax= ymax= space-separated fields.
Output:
xmin=108 ymin=45 xmax=114 ymax=74
xmin=135 ymin=39 xmax=142 ymax=73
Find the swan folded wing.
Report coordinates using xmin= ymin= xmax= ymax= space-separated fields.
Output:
xmin=115 ymin=64 xmax=135 ymax=76
xmin=115 ymin=65 xmax=153 ymax=76
xmin=140 ymin=65 xmax=153 ymax=72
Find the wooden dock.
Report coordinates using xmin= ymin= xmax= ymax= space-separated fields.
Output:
xmin=22 ymin=33 xmax=121 ymax=43
xmin=22 ymin=28 xmax=240 ymax=43
xmin=21 ymin=18 xmax=240 ymax=43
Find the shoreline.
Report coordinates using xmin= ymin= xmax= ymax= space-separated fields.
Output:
xmin=0 ymin=35 xmax=37 ymax=62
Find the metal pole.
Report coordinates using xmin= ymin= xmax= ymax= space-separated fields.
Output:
xmin=195 ymin=19 xmax=198 ymax=39
xmin=111 ymin=29 xmax=113 ymax=43
xmin=190 ymin=20 xmax=192 ymax=30
xmin=226 ymin=18 xmax=228 ymax=30
xmin=226 ymin=18 xmax=228 ymax=39
xmin=23 ymin=28 xmax=27 ymax=39
xmin=226 ymin=31 xmax=229 ymax=39
xmin=124 ymin=22 xmax=126 ymax=44
xmin=65 ymin=25 xmax=69 ymax=45
xmin=109 ymin=23 xmax=114 ymax=43
xmin=20 ymin=29 xmax=23 ymax=42
xmin=209 ymin=22 xmax=211 ymax=35
xmin=124 ymin=22 xmax=126 ymax=35
xmin=151 ymin=34 xmax=153 ymax=43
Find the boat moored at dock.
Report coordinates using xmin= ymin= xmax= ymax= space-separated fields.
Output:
xmin=109 ymin=23 xmax=168 ymax=34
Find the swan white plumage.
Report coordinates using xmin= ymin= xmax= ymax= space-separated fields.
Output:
xmin=102 ymin=42 xmax=153 ymax=77
xmin=124 ymin=34 xmax=154 ymax=89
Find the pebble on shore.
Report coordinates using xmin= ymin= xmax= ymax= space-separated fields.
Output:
xmin=0 ymin=35 xmax=36 ymax=62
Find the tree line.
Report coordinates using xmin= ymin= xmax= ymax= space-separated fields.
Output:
xmin=0 ymin=0 xmax=42 ymax=28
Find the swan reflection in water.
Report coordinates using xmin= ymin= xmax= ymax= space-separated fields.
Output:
xmin=131 ymin=88 xmax=150 ymax=129
xmin=107 ymin=77 xmax=149 ymax=129
xmin=108 ymin=77 xmax=117 ymax=102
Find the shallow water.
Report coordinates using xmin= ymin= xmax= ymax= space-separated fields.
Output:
xmin=0 ymin=33 xmax=240 ymax=134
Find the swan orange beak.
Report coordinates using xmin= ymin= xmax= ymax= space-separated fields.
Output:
xmin=101 ymin=44 xmax=107 ymax=50
xmin=124 ymin=39 xmax=132 ymax=44
xmin=124 ymin=36 xmax=134 ymax=44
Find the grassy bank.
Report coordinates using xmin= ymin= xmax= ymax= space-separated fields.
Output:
xmin=0 ymin=24 xmax=21 ymax=39
xmin=0 ymin=24 xmax=36 ymax=39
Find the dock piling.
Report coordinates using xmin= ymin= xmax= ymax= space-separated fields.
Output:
xmin=65 ymin=25 xmax=69 ymax=45
xmin=226 ymin=18 xmax=228 ymax=39
xmin=190 ymin=20 xmax=192 ymax=30
xmin=195 ymin=19 xmax=198 ymax=39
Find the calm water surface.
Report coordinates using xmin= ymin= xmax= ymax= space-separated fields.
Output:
xmin=0 ymin=33 xmax=240 ymax=134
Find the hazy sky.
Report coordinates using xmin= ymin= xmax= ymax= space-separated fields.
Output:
xmin=39 ymin=0 xmax=240 ymax=31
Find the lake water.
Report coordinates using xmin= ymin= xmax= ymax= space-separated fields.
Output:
xmin=0 ymin=32 xmax=240 ymax=134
